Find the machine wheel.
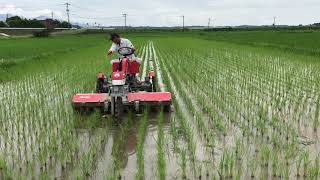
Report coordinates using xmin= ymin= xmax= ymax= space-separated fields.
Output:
xmin=115 ymin=97 xmax=123 ymax=119
xmin=163 ymin=105 xmax=171 ymax=112
xmin=96 ymin=78 xmax=110 ymax=93
xmin=96 ymin=78 xmax=104 ymax=93
xmin=151 ymin=77 xmax=157 ymax=92
xmin=144 ymin=77 xmax=153 ymax=92
xmin=111 ymin=97 xmax=115 ymax=115
xmin=145 ymin=77 xmax=150 ymax=83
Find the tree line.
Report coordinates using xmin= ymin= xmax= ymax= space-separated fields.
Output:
xmin=0 ymin=16 xmax=71 ymax=28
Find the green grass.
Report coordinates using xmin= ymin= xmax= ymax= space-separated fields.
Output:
xmin=199 ymin=30 xmax=320 ymax=56
xmin=1 ymin=30 xmax=320 ymax=179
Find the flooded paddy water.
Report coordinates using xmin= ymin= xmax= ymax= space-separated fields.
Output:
xmin=1 ymin=37 xmax=320 ymax=179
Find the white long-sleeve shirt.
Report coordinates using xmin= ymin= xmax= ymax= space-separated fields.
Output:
xmin=109 ymin=38 xmax=135 ymax=59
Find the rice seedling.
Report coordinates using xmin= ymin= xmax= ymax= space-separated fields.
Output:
xmin=135 ymin=109 xmax=149 ymax=180
xmin=1 ymin=31 xmax=320 ymax=179
xmin=180 ymin=149 xmax=187 ymax=179
xmin=157 ymin=109 xmax=166 ymax=180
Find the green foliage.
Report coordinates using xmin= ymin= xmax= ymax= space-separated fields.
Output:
xmin=32 ymin=29 xmax=51 ymax=38
xmin=0 ymin=21 xmax=7 ymax=27
xmin=6 ymin=16 xmax=44 ymax=28
xmin=199 ymin=30 xmax=320 ymax=56
xmin=1 ymin=31 xmax=320 ymax=179
xmin=5 ymin=15 xmax=71 ymax=28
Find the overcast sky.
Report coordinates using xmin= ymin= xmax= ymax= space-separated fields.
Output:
xmin=0 ymin=0 xmax=319 ymax=26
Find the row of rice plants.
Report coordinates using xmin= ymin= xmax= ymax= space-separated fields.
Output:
xmin=153 ymin=37 xmax=320 ymax=179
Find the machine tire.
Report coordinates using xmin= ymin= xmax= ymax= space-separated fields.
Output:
xmin=115 ymin=97 xmax=123 ymax=119
xmin=151 ymin=77 xmax=157 ymax=92
xmin=111 ymin=97 xmax=115 ymax=115
xmin=96 ymin=78 xmax=104 ymax=93
xmin=163 ymin=105 xmax=171 ymax=112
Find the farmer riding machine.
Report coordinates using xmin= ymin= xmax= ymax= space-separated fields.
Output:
xmin=72 ymin=47 xmax=172 ymax=118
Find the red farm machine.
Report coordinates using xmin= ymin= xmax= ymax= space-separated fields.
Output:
xmin=72 ymin=47 xmax=172 ymax=118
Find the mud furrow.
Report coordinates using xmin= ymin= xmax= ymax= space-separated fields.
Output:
xmin=137 ymin=45 xmax=146 ymax=81
xmin=157 ymin=45 xmax=214 ymax=178
xmin=141 ymin=43 xmax=149 ymax=80
xmin=151 ymin=42 xmax=166 ymax=92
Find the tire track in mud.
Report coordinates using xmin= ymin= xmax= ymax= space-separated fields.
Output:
xmin=141 ymin=43 xmax=149 ymax=81
xmin=137 ymin=45 xmax=146 ymax=81
xmin=142 ymin=42 xmax=181 ymax=179
xmin=152 ymin=42 xmax=190 ymax=178
xmin=148 ymin=42 xmax=154 ymax=72
xmin=142 ymin=41 xmax=158 ymax=179
xmin=91 ymin=134 xmax=114 ymax=180
xmin=156 ymin=44 xmax=215 ymax=178
xmin=151 ymin=42 xmax=166 ymax=92
xmin=116 ymin=44 xmax=150 ymax=179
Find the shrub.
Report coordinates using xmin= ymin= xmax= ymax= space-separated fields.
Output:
xmin=0 ymin=21 xmax=7 ymax=27
xmin=33 ymin=29 xmax=51 ymax=38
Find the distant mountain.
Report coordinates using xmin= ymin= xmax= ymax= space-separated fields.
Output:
xmin=35 ymin=16 xmax=51 ymax=20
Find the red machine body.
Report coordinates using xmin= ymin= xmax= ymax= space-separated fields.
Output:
xmin=112 ymin=57 xmax=140 ymax=74
xmin=128 ymin=92 xmax=171 ymax=102
xmin=72 ymin=47 xmax=172 ymax=118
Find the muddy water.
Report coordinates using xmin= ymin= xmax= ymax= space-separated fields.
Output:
xmin=157 ymin=48 xmax=215 ymax=178
xmin=77 ymin=113 xmax=173 ymax=180
xmin=91 ymin=135 xmax=113 ymax=180
xmin=78 ymin=42 xmax=179 ymax=179
xmin=141 ymin=43 xmax=149 ymax=80
xmin=3 ymin=39 xmax=320 ymax=180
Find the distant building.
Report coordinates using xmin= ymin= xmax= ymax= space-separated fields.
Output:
xmin=40 ymin=19 xmax=59 ymax=29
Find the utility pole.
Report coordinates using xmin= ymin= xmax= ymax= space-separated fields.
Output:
xmin=51 ymin=11 xmax=54 ymax=20
xmin=208 ymin=18 xmax=211 ymax=28
xmin=6 ymin=13 xmax=8 ymax=21
xmin=65 ymin=2 xmax=71 ymax=28
xmin=122 ymin=13 xmax=127 ymax=30
xmin=182 ymin=15 xmax=185 ymax=31
xmin=273 ymin=16 xmax=276 ymax=27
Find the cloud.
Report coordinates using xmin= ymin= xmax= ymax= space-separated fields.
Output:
xmin=0 ymin=0 xmax=319 ymax=26
xmin=0 ymin=4 xmax=64 ymax=20
xmin=208 ymin=0 xmax=320 ymax=9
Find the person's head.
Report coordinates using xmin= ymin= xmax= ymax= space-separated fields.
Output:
xmin=110 ymin=33 xmax=121 ymax=44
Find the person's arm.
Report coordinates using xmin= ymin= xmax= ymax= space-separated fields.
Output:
xmin=107 ymin=43 xmax=117 ymax=56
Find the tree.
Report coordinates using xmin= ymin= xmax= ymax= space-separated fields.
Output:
xmin=4 ymin=16 xmax=72 ymax=28
xmin=0 ymin=21 xmax=7 ymax=27
xmin=58 ymin=21 xmax=71 ymax=28
xmin=6 ymin=16 xmax=44 ymax=28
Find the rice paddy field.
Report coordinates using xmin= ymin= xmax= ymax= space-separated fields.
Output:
xmin=1 ymin=30 xmax=320 ymax=179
